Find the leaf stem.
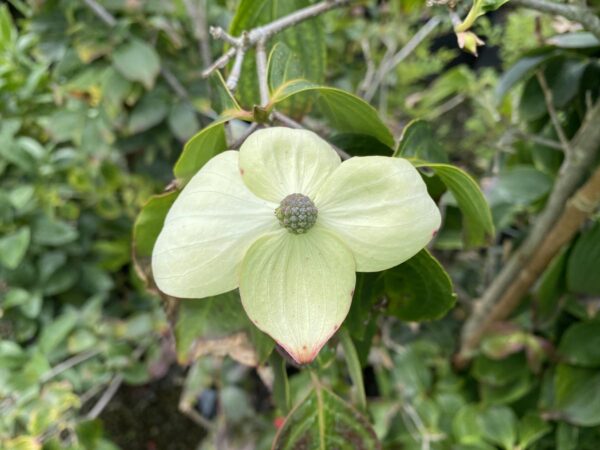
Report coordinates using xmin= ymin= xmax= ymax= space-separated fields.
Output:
xmin=339 ymin=328 xmax=367 ymax=412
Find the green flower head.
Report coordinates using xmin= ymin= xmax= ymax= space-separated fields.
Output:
xmin=152 ymin=127 xmax=441 ymax=364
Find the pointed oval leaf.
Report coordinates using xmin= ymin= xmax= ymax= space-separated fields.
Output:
xmin=271 ymin=81 xmax=395 ymax=148
xmin=414 ymin=162 xmax=495 ymax=248
xmin=384 ymin=249 xmax=456 ymax=322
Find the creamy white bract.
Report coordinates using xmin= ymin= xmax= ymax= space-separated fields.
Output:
xmin=152 ymin=127 xmax=441 ymax=363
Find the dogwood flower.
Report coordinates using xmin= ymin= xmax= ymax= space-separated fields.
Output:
xmin=152 ymin=127 xmax=441 ymax=364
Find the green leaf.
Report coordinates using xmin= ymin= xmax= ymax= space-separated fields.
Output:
xmin=271 ymin=81 xmax=394 ymax=148
xmin=128 ymin=90 xmax=169 ymax=133
xmin=173 ymin=120 xmax=228 ymax=183
xmin=414 ymin=162 xmax=495 ymax=247
xmin=553 ymin=364 xmax=600 ymax=426
xmin=556 ymin=422 xmax=579 ymax=450
xmin=133 ymin=191 xmax=178 ymax=259
xmin=493 ymin=166 xmax=553 ymax=206
xmin=174 ymin=291 xmax=251 ymax=364
xmin=329 ymin=133 xmax=393 ymax=157
xmin=535 ymin=249 xmax=567 ymax=328
xmin=472 ymin=353 xmax=528 ymax=386
xmin=558 ymin=322 xmax=600 ymax=368
xmin=268 ymin=42 xmax=304 ymax=92
xmin=384 ymin=249 xmax=456 ymax=321
xmin=395 ymin=119 xmax=448 ymax=163
xmin=566 ymin=222 xmax=600 ymax=296
xmin=273 ymin=384 xmax=380 ymax=450
xmin=0 ymin=227 xmax=30 ymax=269
xmin=112 ymin=38 xmax=160 ymax=89
xmin=230 ymin=0 xmax=325 ymax=108
xmin=495 ymin=53 xmax=554 ymax=101
xmin=517 ymin=413 xmax=551 ymax=449
xmin=168 ymin=102 xmax=200 ymax=141
xmin=209 ymin=71 xmax=242 ymax=113
xmin=32 ymin=216 xmax=78 ymax=246
xmin=479 ymin=406 xmax=517 ymax=450
xmin=548 ymin=32 xmax=600 ymax=49
xmin=39 ymin=309 xmax=79 ymax=354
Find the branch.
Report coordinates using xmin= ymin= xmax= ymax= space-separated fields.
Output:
xmin=82 ymin=0 xmax=116 ymax=27
xmin=40 ymin=349 xmax=101 ymax=383
xmin=201 ymin=0 xmax=351 ymax=79
xmin=459 ymin=100 xmax=600 ymax=361
xmin=182 ymin=0 xmax=212 ymax=68
xmin=536 ymin=70 xmax=571 ymax=154
xmin=82 ymin=0 xmax=192 ymax=101
xmin=85 ymin=374 xmax=123 ymax=419
xmin=513 ymin=0 xmax=600 ymax=41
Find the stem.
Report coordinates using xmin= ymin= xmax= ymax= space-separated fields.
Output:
xmin=339 ymin=328 xmax=367 ymax=412
xmin=536 ymin=71 xmax=571 ymax=155
xmin=40 ymin=349 xmax=101 ymax=383
xmin=459 ymin=100 xmax=600 ymax=361
xmin=202 ymin=0 xmax=352 ymax=79
xmin=256 ymin=39 xmax=270 ymax=106
xmin=363 ymin=16 xmax=441 ymax=101
xmin=513 ymin=0 xmax=600 ymax=41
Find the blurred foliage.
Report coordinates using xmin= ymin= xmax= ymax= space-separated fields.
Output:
xmin=1 ymin=0 xmax=600 ymax=449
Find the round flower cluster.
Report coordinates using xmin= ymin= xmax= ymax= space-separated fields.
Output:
xmin=275 ymin=193 xmax=318 ymax=234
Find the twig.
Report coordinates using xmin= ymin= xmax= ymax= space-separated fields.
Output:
xmin=230 ymin=122 xmax=261 ymax=149
xmin=40 ymin=349 xmax=101 ymax=383
xmin=256 ymin=39 xmax=270 ymax=106
xmin=226 ymin=48 xmax=246 ymax=91
xmin=272 ymin=111 xmax=351 ymax=160
xmin=183 ymin=0 xmax=212 ymax=68
xmin=513 ymin=0 xmax=600 ymax=41
xmin=363 ymin=17 xmax=441 ymax=102
xmin=82 ymin=0 xmax=116 ymax=27
xmin=160 ymin=66 xmax=190 ymax=100
xmin=81 ymin=0 xmax=192 ymax=102
xmin=358 ymin=39 xmax=376 ymax=95
xmin=535 ymin=71 xmax=571 ymax=154
xmin=461 ymin=163 xmax=600 ymax=361
xmin=201 ymin=0 xmax=351 ymax=79
xmin=459 ymin=101 xmax=600 ymax=361
xmin=86 ymin=374 xmax=124 ymax=419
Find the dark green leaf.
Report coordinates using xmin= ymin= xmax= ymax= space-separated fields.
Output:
xmin=272 ymin=81 xmax=394 ymax=148
xmin=230 ymin=0 xmax=325 ymax=108
xmin=385 ymin=249 xmax=456 ymax=322
xmin=273 ymin=384 xmax=380 ymax=450
xmin=567 ymin=222 xmax=600 ymax=296
xmin=328 ymin=133 xmax=392 ymax=157
xmin=517 ymin=413 xmax=551 ymax=449
xmin=395 ymin=119 xmax=448 ymax=163
xmin=558 ymin=322 xmax=600 ymax=368
xmin=479 ymin=406 xmax=517 ymax=450
xmin=494 ymin=166 xmax=553 ymax=205
xmin=495 ymin=52 xmax=555 ymax=101
xmin=553 ymin=364 xmax=600 ymax=426
xmin=414 ymin=162 xmax=495 ymax=247
xmin=548 ymin=32 xmax=600 ymax=49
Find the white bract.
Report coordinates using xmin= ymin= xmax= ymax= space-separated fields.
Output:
xmin=152 ymin=127 xmax=441 ymax=364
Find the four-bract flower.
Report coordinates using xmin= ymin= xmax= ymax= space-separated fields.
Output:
xmin=152 ymin=127 xmax=441 ymax=364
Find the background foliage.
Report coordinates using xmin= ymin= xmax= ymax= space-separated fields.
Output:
xmin=1 ymin=0 xmax=599 ymax=449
